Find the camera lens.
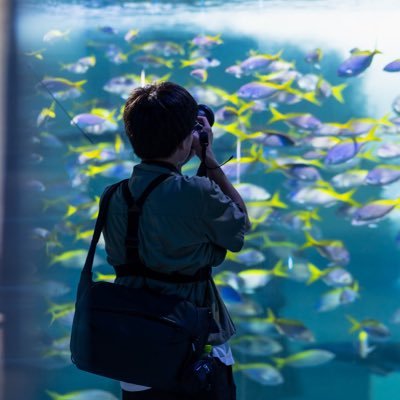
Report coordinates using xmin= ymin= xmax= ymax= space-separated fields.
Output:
xmin=197 ymin=104 xmax=215 ymax=127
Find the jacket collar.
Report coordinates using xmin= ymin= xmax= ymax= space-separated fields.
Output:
xmin=141 ymin=160 xmax=181 ymax=175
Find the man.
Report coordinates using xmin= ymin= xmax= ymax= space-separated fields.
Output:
xmin=102 ymin=81 xmax=251 ymax=399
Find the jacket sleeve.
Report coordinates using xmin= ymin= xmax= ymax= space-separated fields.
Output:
xmin=200 ymin=177 xmax=247 ymax=252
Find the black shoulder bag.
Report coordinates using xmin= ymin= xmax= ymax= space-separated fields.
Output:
xmin=70 ymin=174 xmax=213 ymax=391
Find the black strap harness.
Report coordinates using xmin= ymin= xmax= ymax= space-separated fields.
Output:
xmin=113 ymin=173 xmax=211 ymax=283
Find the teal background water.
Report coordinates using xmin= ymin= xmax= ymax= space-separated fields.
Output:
xmin=10 ymin=0 xmax=400 ymax=399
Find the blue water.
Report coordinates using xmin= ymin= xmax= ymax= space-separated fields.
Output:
xmin=12 ymin=0 xmax=400 ymax=399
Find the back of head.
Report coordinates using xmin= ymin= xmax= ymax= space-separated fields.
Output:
xmin=123 ymin=81 xmax=198 ymax=160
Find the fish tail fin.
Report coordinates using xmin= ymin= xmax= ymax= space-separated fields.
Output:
xmin=261 ymin=234 xmax=274 ymax=248
xmin=247 ymin=143 xmax=260 ymax=159
xmin=211 ymin=86 xmax=240 ymax=106
xmin=352 ymin=280 xmax=360 ymax=293
xmin=225 ymin=251 xmax=236 ymax=262
xmin=336 ymin=188 xmax=360 ymax=207
xmin=63 ymin=205 xmax=78 ymax=219
xmin=256 ymin=71 xmax=280 ymax=82
xmin=255 ymin=143 xmax=265 ymax=161
xmin=280 ymin=78 xmax=295 ymax=91
xmin=86 ymin=165 xmax=101 ymax=177
xmin=266 ymin=308 xmax=276 ymax=323
xmin=94 ymin=272 xmax=104 ymax=281
xmin=243 ymin=131 xmax=264 ymax=142
xmin=90 ymin=210 xmax=99 ymax=220
xmin=274 ymin=49 xmax=284 ymax=59
xmin=311 ymin=208 xmax=322 ymax=222
xmin=272 ymin=259 xmax=289 ymax=278
xmin=331 ymin=83 xmax=347 ymax=103
xmin=307 ymin=263 xmax=323 ymax=284
xmin=219 ymin=122 xmax=248 ymax=140
xmin=305 ymin=91 xmax=322 ymax=106
xmin=364 ymin=125 xmax=381 ymax=143
xmin=165 ymin=59 xmax=174 ymax=69
xmin=268 ymin=191 xmax=287 ymax=209
xmin=303 ymin=208 xmax=321 ymax=230
xmin=159 ymin=72 xmax=172 ymax=82
xmin=105 ymin=108 xmax=118 ymax=125
xmin=248 ymin=144 xmax=269 ymax=166
xmin=379 ymin=113 xmax=394 ymax=127
xmin=272 ymin=357 xmax=286 ymax=369
xmin=268 ymin=106 xmax=285 ymax=124
xmin=238 ymin=102 xmax=253 ymax=115
xmin=301 ymin=231 xmax=318 ymax=250
xmin=74 ymin=80 xmax=87 ymax=90
xmin=213 ymin=33 xmax=223 ymax=44
xmin=180 ymin=59 xmax=192 ymax=68
xmin=47 ymin=307 xmax=58 ymax=324
xmin=359 ymin=148 xmax=378 ymax=163
xmin=238 ymin=111 xmax=253 ymax=129
xmin=226 ymin=93 xmax=241 ymax=106
xmin=45 ymin=390 xmax=61 ymax=400
xmin=263 ymin=157 xmax=282 ymax=173
xmin=302 ymin=218 xmax=313 ymax=231
xmin=248 ymin=216 xmax=263 ymax=230
xmin=115 ymin=133 xmax=124 ymax=153
xmin=346 ymin=314 xmax=361 ymax=333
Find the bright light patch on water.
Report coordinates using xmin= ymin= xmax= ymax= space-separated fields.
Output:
xmin=288 ymin=255 xmax=293 ymax=270
xmin=18 ymin=1 xmax=399 ymax=119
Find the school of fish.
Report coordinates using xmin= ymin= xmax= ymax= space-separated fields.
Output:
xmin=24 ymin=19 xmax=400 ymax=397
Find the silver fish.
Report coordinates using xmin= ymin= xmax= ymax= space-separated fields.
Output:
xmin=351 ymin=199 xmax=400 ymax=225
xmin=237 ymin=363 xmax=284 ymax=385
xmin=331 ymin=169 xmax=368 ymax=188
xmin=231 ymin=335 xmax=282 ymax=356
xmin=365 ymin=166 xmax=400 ymax=186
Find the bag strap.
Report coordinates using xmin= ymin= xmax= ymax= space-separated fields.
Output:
xmin=82 ymin=174 xmax=171 ymax=277
xmin=120 ymin=174 xmax=212 ymax=284
xmin=82 ymin=180 xmax=127 ymax=275
xmin=121 ymin=173 xmax=171 ymax=262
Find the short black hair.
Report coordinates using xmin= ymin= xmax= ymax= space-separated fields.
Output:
xmin=123 ymin=81 xmax=198 ymax=160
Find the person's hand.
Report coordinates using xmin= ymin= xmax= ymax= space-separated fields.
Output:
xmin=191 ymin=116 xmax=216 ymax=161
xmin=191 ymin=129 xmax=202 ymax=158
xmin=197 ymin=115 xmax=213 ymax=146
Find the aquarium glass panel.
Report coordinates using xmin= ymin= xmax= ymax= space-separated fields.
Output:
xmin=12 ymin=0 xmax=400 ymax=399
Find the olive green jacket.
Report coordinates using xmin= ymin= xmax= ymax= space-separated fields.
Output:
xmin=102 ymin=161 xmax=247 ymax=344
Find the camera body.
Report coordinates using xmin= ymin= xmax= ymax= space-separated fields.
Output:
xmin=194 ymin=104 xmax=214 ymax=146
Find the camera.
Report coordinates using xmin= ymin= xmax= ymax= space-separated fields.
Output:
xmin=194 ymin=104 xmax=215 ymax=146
xmin=197 ymin=104 xmax=215 ymax=127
